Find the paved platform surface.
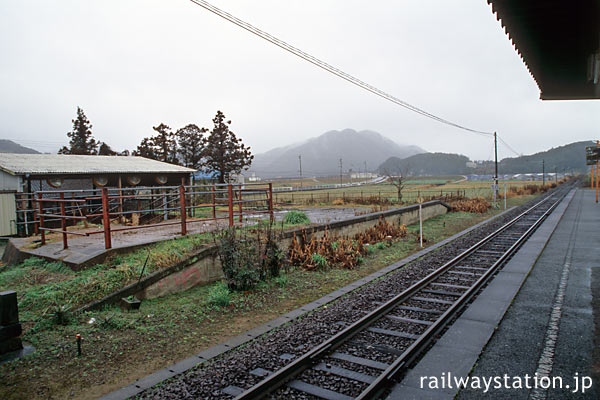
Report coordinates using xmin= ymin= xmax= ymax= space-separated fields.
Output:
xmin=389 ymin=188 xmax=599 ymax=399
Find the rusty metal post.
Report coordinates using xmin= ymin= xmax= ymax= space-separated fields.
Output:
xmin=59 ymin=192 xmax=68 ymax=249
xmin=37 ymin=192 xmax=45 ymax=245
xmin=101 ymin=187 xmax=112 ymax=249
xmin=212 ymin=185 xmax=217 ymax=219
xmin=179 ymin=184 xmax=187 ymax=236
xmin=238 ymin=184 xmax=243 ymax=222
xmin=117 ymin=175 xmax=124 ymax=223
xmin=268 ymin=183 xmax=274 ymax=223
xmin=228 ymin=184 xmax=234 ymax=227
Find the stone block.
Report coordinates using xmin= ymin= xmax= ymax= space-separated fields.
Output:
xmin=0 ymin=291 xmax=19 ymax=326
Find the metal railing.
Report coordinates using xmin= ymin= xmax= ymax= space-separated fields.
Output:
xmin=29 ymin=182 xmax=274 ymax=250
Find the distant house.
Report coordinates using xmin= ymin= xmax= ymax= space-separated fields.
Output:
xmin=0 ymin=153 xmax=194 ymax=236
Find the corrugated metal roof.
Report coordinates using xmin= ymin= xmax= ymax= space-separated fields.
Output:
xmin=0 ymin=154 xmax=195 ymax=175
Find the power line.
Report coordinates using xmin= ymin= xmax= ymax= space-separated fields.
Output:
xmin=187 ymin=0 xmax=494 ymax=136
xmin=498 ymin=136 xmax=521 ymax=157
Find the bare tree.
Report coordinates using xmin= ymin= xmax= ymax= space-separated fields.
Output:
xmin=384 ymin=165 xmax=410 ymax=203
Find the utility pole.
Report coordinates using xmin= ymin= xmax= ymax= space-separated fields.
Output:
xmin=494 ymin=132 xmax=498 ymax=207
xmin=555 ymin=167 xmax=557 ymax=184
xmin=596 ymin=140 xmax=600 ymax=204
xmin=298 ymin=155 xmax=302 ymax=188
xmin=339 ymin=158 xmax=343 ymax=186
xmin=364 ymin=161 xmax=367 ymax=181
xmin=542 ymin=159 xmax=545 ymax=187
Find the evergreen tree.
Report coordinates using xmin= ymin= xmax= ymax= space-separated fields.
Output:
xmin=134 ymin=137 xmax=157 ymax=159
xmin=98 ymin=142 xmax=118 ymax=155
xmin=176 ymin=124 xmax=207 ymax=169
xmin=151 ymin=123 xmax=178 ymax=164
xmin=59 ymin=107 xmax=98 ymax=155
xmin=202 ymin=111 xmax=253 ymax=183
xmin=133 ymin=124 xmax=178 ymax=164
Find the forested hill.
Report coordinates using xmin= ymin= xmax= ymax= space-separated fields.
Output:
xmin=499 ymin=141 xmax=594 ymax=173
xmin=377 ymin=141 xmax=593 ymax=176
xmin=377 ymin=153 xmax=471 ymax=175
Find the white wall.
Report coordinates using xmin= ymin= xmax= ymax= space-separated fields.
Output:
xmin=0 ymin=170 xmax=19 ymax=191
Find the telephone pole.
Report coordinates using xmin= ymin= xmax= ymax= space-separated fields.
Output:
xmin=298 ymin=155 xmax=302 ymax=187
xmin=494 ymin=132 xmax=498 ymax=207
xmin=339 ymin=158 xmax=343 ymax=186
xmin=542 ymin=159 xmax=545 ymax=187
xmin=364 ymin=161 xmax=367 ymax=181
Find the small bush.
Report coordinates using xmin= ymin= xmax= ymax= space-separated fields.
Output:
xmin=375 ymin=242 xmax=387 ymax=250
xmin=283 ymin=210 xmax=311 ymax=225
xmin=208 ymin=282 xmax=231 ymax=307
xmin=274 ymin=274 xmax=288 ymax=287
xmin=311 ymin=253 xmax=329 ymax=269
xmin=215 ymin=225 xmax=284 ymax=290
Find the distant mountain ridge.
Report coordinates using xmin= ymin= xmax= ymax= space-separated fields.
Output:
xmin=250 ymin=129 xmax=425 ymax=177
xmin=378 ymin=153 xmax=472 ymax=175
xmin=377 ymin=140 xmax=593 ymax=175
xmin=0 ymin=139 xmax=40 ymax=154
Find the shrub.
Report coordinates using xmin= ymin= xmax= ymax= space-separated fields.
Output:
xmin=449 ymin=197 xmax=491 ymax=213
xmin=283 ymin=210 xmax=311 ymax=225
xmin=375 ymin=242 xmax=387 ymax=250
xmin=311 ymin=253 xmax=329 ymax=269
xmin=216 ymin=228 xmax=263 ymax=290
xmin=208 ymin=282 xmax=231 ymax=307
xmin=215 ymin=225 xmax=284 ymax=290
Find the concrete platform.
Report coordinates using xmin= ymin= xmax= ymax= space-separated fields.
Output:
xmin=389 ymin=188 xmax=599 ymax=399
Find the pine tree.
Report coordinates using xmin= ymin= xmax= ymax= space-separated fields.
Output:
xmin=202 ymin=111 xmax=253 ymax=183
xmin=59 ymin=107 xmax=98 ymax=155
xmin=98 ymin=142 xmax=118 ymax=155
xmin=176 ymin=124 xmax=207 ymax=169
xmin=133 ymin=123 xmax=178 ymax=164
xmin=134 ymin=137 xmax=157 ymax=159
xmin=151 ymin=123 xmax=178 ymax=164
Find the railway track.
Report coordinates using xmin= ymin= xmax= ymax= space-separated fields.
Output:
xmin=135 ymin=185 xmax=573 ymax=400
xmin=228 ymin=187 xmax=569 ymax=400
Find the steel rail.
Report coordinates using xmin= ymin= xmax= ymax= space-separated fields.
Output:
xmin=356 ymin=190 xmax=565 ymax=399
xmin=234 ymin=189 xmax=565 ymax=400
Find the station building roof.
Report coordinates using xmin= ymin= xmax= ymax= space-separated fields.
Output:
xmin=0 ymin=154 xmax=194 ymax=177
xmin=487 ymin=0 xmax=600 ymax=100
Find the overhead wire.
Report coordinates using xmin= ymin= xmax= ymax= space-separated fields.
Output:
xmin=187 ymin=0 xmax=494 ymax=136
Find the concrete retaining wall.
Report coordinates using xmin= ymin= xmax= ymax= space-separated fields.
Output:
xmin=79 ymin=200 xmax=449 ymax=309
xmin=137 ymin=200 xmax=448 ymax=301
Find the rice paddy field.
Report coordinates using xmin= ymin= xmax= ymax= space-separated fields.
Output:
xmin=267 ymin=175 xmax=553 ymax=206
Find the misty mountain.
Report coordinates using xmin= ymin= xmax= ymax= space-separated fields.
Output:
xmin=250 ymin=129 xmax=425 ymax=177
xmin=377 ymin=140 xmax=594 ymax=176
xmin=378 ymin=153 xmax=472 ymax=176
xmin=0 ymin=139 xmax=40 ymax=154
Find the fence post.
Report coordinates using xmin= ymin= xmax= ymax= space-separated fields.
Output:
xmin=228 ymin=184 xmax=234 ymax=227
xmin=59 ymin=192 xmax=68 ymax=249
xmin=37 ymin=192 xmax=45 ymax=245
xmin=238 ymin=184 xmax=243 ymax=222
xmin=179 ymin=184 xmax=187 ymax=236
xmin=268 ymin=183 xmax=274 ymax=223
xmin=101 ymin=187 xmax=112 ymax=249
xmin=327 ymin=192 xmax=330 ymax=203
xmin=212 ymin=185 xmax=217 ymax=219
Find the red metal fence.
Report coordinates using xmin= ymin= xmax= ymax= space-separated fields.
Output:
xmin=32 ymin=182 xmax=273 ymax=250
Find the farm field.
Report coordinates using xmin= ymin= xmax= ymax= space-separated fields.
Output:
xmin=269 ymin=176 xmax=552 ymax=206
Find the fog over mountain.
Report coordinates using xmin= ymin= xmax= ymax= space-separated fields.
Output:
xmin=249 ymin=129 xmax=425 ymax=177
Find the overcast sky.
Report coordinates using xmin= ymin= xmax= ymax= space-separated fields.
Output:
xmin=1 ymin=0 xmax=598 ymax=162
